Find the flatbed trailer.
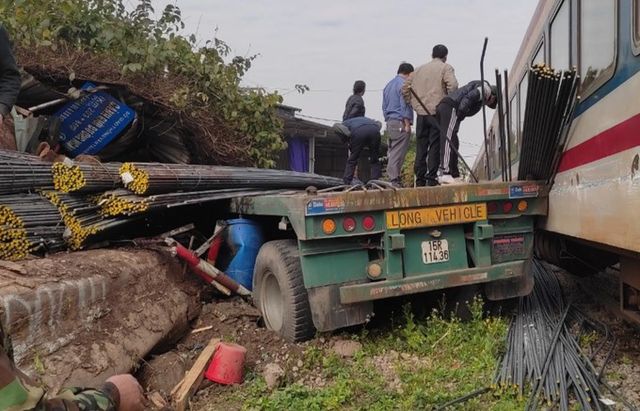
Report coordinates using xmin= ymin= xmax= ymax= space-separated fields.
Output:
xmin=230 ymin=181 xmax=548 ymax=342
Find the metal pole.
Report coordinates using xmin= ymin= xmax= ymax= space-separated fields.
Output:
xmin=309 ymin=136 xmax=316 ymax=174
xmin=480 ymin=37 xmax=491 ymax=180
xmin=504 ymin=69 xmax=512 ymax=181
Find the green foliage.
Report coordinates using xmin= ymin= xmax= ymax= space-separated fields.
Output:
xmin=233 ymin=298 xmax=525 ymax=410
xmin=0 ymin=0 xmax=285 ymax=167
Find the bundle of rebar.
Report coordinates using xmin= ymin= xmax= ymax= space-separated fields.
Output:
xmin=493 ymin=260 xmax=627 ymax=410
xmin=119 ymin=162 xmax=343 ymax=195
xmin=41 ymin=190 xmax=133 ymax=250
xmin=0 ymin=149 xmax=44 ymax=161
xmin=52 ymin=161 xmax=122 ymax=193
xmin=0 ymin=194 xmax=65 ymax=260
xmin=517 ymin=64 xmax=580 ymax=181
xmin=0 ymin=151 xmax=54 ymax=194
xmin=97 ymin=188 xmax=278 ymax=217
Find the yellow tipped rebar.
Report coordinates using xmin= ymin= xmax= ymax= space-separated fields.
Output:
xmin=120 ymin=163 xmax=149 ymax=195
xmin=41 ymin=190 xmax=99 ymax=250
xmin=97 ymin=192 xmax=149 ymax=217
xmin=52 ymin=162 xmax=86 ymax=193
xmin=0 ymin=204 xmax=49 ymax=260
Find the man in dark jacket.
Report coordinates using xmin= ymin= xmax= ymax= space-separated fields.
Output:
xmin=336 ymin=116 xmax=382 ymax=184
xmin=0 ymin=25 xmax=21 ymax=127
xmin=342 ymin=80 xmax=366 ymax=120
xmin=437 ymin=80 xmax=496 ymax=184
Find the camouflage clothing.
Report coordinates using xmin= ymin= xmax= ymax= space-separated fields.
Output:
xmin=0 ymin=310 xmax=119 ymax=410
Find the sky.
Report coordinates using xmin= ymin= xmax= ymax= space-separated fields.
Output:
xmin=153 ymin=0 xmax=539 ymax=163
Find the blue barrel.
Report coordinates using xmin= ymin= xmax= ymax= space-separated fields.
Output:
xmin=224 ymin=218 xmax=264 ymax=290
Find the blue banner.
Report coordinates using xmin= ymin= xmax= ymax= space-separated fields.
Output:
xmin=55 ymin=82 xmax=135 ymax=156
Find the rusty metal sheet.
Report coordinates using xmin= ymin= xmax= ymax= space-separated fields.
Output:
xmin=232 ymin=181 xmax=547 ymax=216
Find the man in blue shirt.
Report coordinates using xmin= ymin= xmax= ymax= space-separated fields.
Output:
xmin=336 ymin=116 xmax=382 ymax=184
xmin=382 ymin=63 xmax=414 ymax=187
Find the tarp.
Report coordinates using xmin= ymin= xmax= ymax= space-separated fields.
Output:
xmin=287 ymin=137 xmax=308 ymax=173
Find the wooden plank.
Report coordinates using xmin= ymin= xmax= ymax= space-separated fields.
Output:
xmin=190 ymin=325 xmax=213 ymax=334
xmin=172 ymin=338 xmax=220 ymax=411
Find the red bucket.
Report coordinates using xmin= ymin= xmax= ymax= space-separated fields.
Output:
xmin=204 ymin=342 xmax=247 ymax=385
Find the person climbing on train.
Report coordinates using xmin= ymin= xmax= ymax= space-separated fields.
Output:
xmin=437 ymin=80 xmax=497 ymax=184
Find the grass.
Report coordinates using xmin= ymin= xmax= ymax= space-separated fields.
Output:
xmin=229 ymin=297 xmax=526 ymax=410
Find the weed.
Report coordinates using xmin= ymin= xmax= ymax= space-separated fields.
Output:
xmin=578 ymin=330 xmax=599 ymax=351
xmin=32 ymin=351 xmax=45 ymax=375
xmin=237 ymin=297 xmax=526 ymax=410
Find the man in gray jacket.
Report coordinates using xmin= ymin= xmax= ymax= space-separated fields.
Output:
xmin=0 ymin=25 xmax=21 ymax=127
xmin=403 ymin=45 xmax=458 ymax=186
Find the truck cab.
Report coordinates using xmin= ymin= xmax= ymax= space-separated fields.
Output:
xmin=231 ymin=181 xmax=547 ymax=342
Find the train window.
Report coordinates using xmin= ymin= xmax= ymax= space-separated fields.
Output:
xmin=490 ymin=128 xmax=500 ymax=177
xmin=518 ymin=72 xmax=528 ymax=139
xmin=509 ymin=96 xmax=519 ymax=161
xmin=580 ymin=0 xmax=616 ymax=92
xmin=635 ymin=0 xmax=640 ymax=50
xmin=532 ymin=41 xmax=544 ymax=65
xmin=550 ymin=0 xmax=570 ymax=70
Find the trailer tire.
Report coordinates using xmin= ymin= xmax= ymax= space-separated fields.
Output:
xmin=253 ymin=240 xmax=315 ymax=342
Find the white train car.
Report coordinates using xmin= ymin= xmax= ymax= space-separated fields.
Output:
xmin=473 ymin=0 xmax=640 ymax=322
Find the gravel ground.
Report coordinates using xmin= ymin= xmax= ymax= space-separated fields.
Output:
xmin=553 ymin=264 xmax=640 ymax=408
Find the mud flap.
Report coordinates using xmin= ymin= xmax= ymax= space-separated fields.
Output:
xmin=484 ymin=258 xmax=534 ymax=301
xmin=307 ymin=283 xmax=374 ymax=332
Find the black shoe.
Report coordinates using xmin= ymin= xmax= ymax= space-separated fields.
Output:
xmin=427 ymin=180 xmax=439 ymax=187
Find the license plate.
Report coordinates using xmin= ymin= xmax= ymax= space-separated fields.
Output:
xmin=386 ymin=203 xmax=487 ymax=229
xmin=422 ymin=239 xmax=450 ymax=264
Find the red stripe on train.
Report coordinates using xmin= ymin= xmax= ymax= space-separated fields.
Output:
xmin=556 ymin=112 xmax=640 ymax=173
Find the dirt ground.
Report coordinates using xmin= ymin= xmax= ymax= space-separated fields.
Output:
xmin=138 ymin=296 xmax=328 ymax=410
xmin=555 ymin=266 xmax=640 ymax=406
xmin=141 ymin=265 xmax=640 ymax=410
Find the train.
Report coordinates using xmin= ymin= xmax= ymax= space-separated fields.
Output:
xmin=473 ymin=0 xmax=640 ymax=322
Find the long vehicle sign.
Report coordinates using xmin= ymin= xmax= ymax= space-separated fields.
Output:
xmin=386 ymin=203 xmax=487 ymax=229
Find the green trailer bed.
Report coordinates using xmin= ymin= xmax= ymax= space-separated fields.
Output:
xmin=230 ymin=181 xmax=548 ymax=342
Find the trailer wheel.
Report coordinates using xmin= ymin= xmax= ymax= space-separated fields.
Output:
xmin=253 ymin=240 xmax=315 ymax=342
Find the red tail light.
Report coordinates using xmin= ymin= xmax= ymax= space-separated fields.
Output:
xmin=487 ymin=202 xmax=499 ymax=214
xmin=343 ymin=217 xmax=357 ymax=232
xmin=362 ymin=215 xmax=376 ymax=231
xmin=503 ymin=201 xmax=513 ymax=213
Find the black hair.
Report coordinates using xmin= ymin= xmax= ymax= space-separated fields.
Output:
xmin=397 ymin=63 xmax=414 ymax=75
xmin=353 ymin=80 xmax=366 ymax=94
xmin=432 ymin=44 xmax=448 ymax=59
